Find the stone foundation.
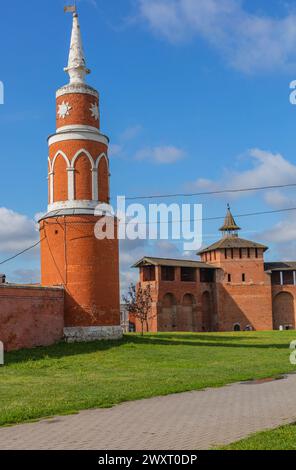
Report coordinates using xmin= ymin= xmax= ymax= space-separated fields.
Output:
xmin=63 ymin=326 xmax=123 ymax=343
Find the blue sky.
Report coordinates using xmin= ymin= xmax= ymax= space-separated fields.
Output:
xmin=1 ymin=0 xmax=296 ymax=288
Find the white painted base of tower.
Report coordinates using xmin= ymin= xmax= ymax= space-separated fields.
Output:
xmin=64 ymin=326 xmax=123 ymax=343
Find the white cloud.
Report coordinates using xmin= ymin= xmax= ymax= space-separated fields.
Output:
xmin=188 ymin=148 xmax=296 ymax=199
xmin=137 ymin=0 xmax=296 ymax=73
xmin=260 ymin=213 xmax=296 ymax=261
xmin=12 ymin=269 xmax=40 ymax=284
xmin=263 ymin=190 xmax=296 ymax=209
xmin=0 ymin=208 xmax=38 ymax=253
xmin=109 ymin=144 xmax=123 ymax=157
xmin=262 ymin=217 xmax=296 ymax=244
xmin=135 ymin=145 xmax=185 ymax=164
xmin=186 ymin=147 xmax=296 ymax=258
xmin=109 ymin=125 xmax=142 ymax=158
xmin=120 ymin=125 xmax=143 ymax=142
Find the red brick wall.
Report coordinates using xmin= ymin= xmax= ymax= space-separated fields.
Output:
xmin=56 ymin=93 xmax=100 ymax=129
xmin=53 ymin=155 xmax=68 ymax=202
xmin=271 ymin=285 xmax=296 ymax=329
xmin=74 ymin=153 xmax=93 ymax=200
xmin=134 ymin=259 xmax=274 ymax=333
xmin=210 ymin=248 xmax=273 ymax=331
xmin=135 ymin=266 xmax=217 ymax=333
xmin=0 ymin=285 xmax=64 ymax=351
xmin=40 ymin=215 xmax=120 ymax=328
xmin=216 ymin=283 xmax=273 ymax=331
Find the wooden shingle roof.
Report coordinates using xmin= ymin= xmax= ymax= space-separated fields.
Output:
xmin=264 ymin=262 xmax=296 ymax=272
xmin=198 ymin=237 xmax=268 ymax=255
xmin=132 ymin=257 xmax=216 ymax=269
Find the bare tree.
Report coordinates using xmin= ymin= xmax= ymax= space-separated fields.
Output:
xmin=123 ymin=283 xmax=152 ymax=336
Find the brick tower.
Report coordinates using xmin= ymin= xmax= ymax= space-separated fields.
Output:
xmin=198 ymin=205 xmax=273 ymax=331
xmin=39 ymin=9 xmax=122 ymax=341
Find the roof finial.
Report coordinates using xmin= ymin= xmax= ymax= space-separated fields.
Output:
xmin=219 ymin=204 xmax=241 ymax=238
xmin=64 ymin=4 xmax=90 ymax=84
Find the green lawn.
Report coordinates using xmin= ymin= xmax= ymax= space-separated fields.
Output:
xmin=220 ymin=424 xmax=296 ymax=450
xmin=0 ymin=331 xmax=296 ymax=427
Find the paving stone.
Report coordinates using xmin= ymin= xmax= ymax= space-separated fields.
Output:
xmin=1 ymin=375 xmax=296 ymax=450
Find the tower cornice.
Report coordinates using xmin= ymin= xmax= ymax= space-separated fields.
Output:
xmin=56 ymin=83 xmax=99 ymax=99
xmin=48 ymin=130 xmax=109 ymax=146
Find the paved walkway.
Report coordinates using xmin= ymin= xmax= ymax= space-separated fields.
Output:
xmin=1 ymin=374 xmax=296 ymax=450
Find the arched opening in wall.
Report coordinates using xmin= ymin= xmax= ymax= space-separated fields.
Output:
xmin=201 ymin=291 xmax=212 ymax=332
xmin=180 ymin=294 xmax=196 ymax=332
xmin=273 ymin=292 xmax=295 ymax=330
xmin=233 ymin=323 xmax=241 ymax=332
xmin=74 ymin=154 xmax=92 ymax=200
xmin=53 ymin=154 xmax=68 ymax=202
xmin=158 ymin=293 xmax=177 ymax=332
xmin=98 ymin=156 xmax=109 ymax=203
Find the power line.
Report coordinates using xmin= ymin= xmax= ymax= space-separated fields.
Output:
xmin=1 ymin=205 xmax=295 ymax=267
xmin=114 ymin=205 xmax=296 ymax=226
xmin=43 ymin=205 xmax=296 ymax=226
xmin=119 ymin=182 xmax=296 ymax=201
xmin=0 ymin=240 xmax=42 ymax=266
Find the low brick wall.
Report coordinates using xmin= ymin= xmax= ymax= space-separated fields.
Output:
xmin=0 ymin=285 xmax=64 ymax=351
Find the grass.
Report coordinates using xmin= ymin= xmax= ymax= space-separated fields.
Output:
xmin=220 ymin=424 xmax=296 ymax=450
xmin=0 ymin=331 xmax=296 ymax=427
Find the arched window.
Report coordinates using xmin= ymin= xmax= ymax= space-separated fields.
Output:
xmin=181 ymin=294 xmax=196 ymax=332
xmin=202 ymin=291 xmax=212 ymax=332
xmin=159 ymin=293 xmax=177 ymax=332
xmin=273 ymin=292 xmax=295 ymax=330
xmin=53 ymin=154 xmax=68 ymax=202
xmin=97 ymin=155 xmax=109 ymax=202
xmin=74 ymin=153 xmax=93 ymax=200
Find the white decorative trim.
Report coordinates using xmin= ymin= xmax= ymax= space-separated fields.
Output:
xmin=48 ymin=152 xmax=110 ymax=208
xmin=71 ymin=148 xmax=95 ymax=169
xmin=49 ymin=172 xmax=54 ymax=205
xmin=57 ymin=101 xmax=72 ymax=119
xmin=95 ymin=152 xmax=109 ymax=169
xmin=48 ymin=131 xmax=109 ymax=146
xmin=42 ymin=206 xmax=116 ymax=220
xmin=96 ymin=153 xmax=110 ymax=201
xmin=50 ymin=151 xmax=71 ymax=204
xmin=56 ymin=124 xmax=99 ymax=134
xmin=67 ymin=168 xmax=75 ymax=201
xmin=51 ymin=150 xmax=71 ymax=170
xmin=64 ymin=326 xmax=123 ymax=343
xmin=92 ymin=168 xmax=98 ymax=200
xmin=280 ymin=271 xmax=284 ymax=286
xmin=56 ymin=85 xmax=99 ymax=98
xmin=48 ymin=200 xmax=99 ymax=213
xmin=90 ymin=102 xmax=99 ymax=121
